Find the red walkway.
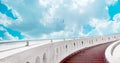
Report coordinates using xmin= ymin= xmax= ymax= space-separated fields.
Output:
xmin=61 ymin=42 xmax=113 ymax=63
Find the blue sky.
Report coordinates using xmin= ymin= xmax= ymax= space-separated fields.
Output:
xmin=0 ymin=0 xmax=120 ymax=40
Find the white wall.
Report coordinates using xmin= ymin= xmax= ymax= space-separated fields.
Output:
xmin=0 ymin=34 xmax=120 ymax=63
xmin=105 ymin=40 xmax=120 ymax=63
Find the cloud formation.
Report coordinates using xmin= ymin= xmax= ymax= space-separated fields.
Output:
xmin=0 ymin=1 xmax=18 ymax=19
xmin=0 ymin=25 xmax=19 ymax=40
xmin=0 ymin=0 xmax=120 ymax=40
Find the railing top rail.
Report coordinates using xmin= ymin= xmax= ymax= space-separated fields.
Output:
xmin=0 ymin=35 xmax=104 ymax=43
xmin=0 ymin=37 xmax=82 ymax=44
xmin=0 ymin=39 xmax=51 ymax=44
xmin=0 ymin=33 xmax=120 ymax=44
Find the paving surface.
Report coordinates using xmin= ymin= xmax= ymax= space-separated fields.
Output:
xmin=61 ymin=42 xmax=113 ymax=63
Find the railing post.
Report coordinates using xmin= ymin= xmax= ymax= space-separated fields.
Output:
xmin=51 ymin=39 xmax=53 ymax=43
xmin=26 ymin=41 xmax=29 ymax=46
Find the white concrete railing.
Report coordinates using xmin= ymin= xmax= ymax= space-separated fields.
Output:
xmin=0 ymin=34 xmax=120 ymax=63
xmin=105 ymin=40 xmax=120 ymax=63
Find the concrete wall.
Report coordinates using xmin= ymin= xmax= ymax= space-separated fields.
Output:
xmin=105 ymin=40 xmax=120 ymax=63
xmin=0 ymin=34 xmax=120 ymax=63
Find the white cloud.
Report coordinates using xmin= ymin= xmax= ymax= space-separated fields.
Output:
xmin=88 ymin=13 xmax=120 ymax=36
xmin=1 ymin=0 xmax=117 ymax=39
xmin=0 ymin=13 xmax=12 ymax=26
xmin=12 ymin=9 xmax=23 ymax=21
xmin=78 ymin=26 xmax=88 ymax=37
xmin=26 ymin=0 xmax=108 ymax=38
xmin=0 ymin=9 xmax=22 ymax=26
xmin=4 ymin=32 xmax=18 ymax=40
xmin=40 ymin=24 xmax=84 ymax=39
xmin=40 ymin=30 xmax=75 ymax=39
xmin=40 ymin=31 xmax=65 ymax=39
xmin=89 ymin=18 xmax=109 ymax=28
xmin=43 ymin=14 xmax=120 ymax=39
xmin=1 ymin=0 xmax=47 ymax=37
xmin=71 ymin=0 xmax=95 ymax=8
xmin=0 ymin=26 xmax=19 ymax=40
xmin=70 ymin=0 xmax=95 ymax=14
xmin=39 ymin=0 xmax=52 ymax=7
xmin=40 ymin=6 xmax=59 ymax=26
xmin=40 ymin=0 xmax=63 ymax=27
xmin=106 ymin=0 xmax=118 ymax=5
xmin=113 ymin=13 xmax=120 ymax=21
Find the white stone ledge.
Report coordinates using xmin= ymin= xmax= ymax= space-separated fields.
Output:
xmin=105 ymin=40 xmax=120 ymax=63
xmin=0 ymin=34 xmax=120 ymax=63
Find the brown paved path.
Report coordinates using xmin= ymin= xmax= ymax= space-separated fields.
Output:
xmin=61 ymin=42 xmax=113 ymax=63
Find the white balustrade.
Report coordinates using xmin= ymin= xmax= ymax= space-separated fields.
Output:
xmin=0 ymin=34 xmax=120 ymax=63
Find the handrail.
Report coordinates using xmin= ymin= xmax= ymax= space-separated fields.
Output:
xmin=0 ymin=39 xmax=50 ymax=52
xmin=0 ymin=38 xmax=74 ymax=52
xmin=105 ymin=40 xmax=120 ymax=63
xmin=0 ymin=34 xmax=106 ymax=44
xmin=0 ymin=39 xmax=50 ymax=44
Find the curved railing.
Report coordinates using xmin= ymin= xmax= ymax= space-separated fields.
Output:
xmin=0 ymin=34 xmax=120 ymax=63
xmin=105 ymin=40 xmax=120 ymax=63
xmin=0 ymin=39 xmax=57 ymax=52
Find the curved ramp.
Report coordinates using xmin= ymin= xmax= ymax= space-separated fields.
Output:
xmin=61 ymin=42 xmax=113 ymax=63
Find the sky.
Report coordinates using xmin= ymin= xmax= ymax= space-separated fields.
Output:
xmin=0 ymin=0 xmax=120 ymax=41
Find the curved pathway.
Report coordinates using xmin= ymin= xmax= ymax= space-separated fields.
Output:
xmin=61 ymin=42 xmax=113 ymax=63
